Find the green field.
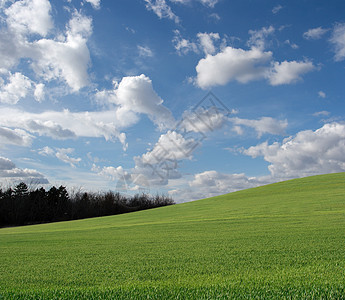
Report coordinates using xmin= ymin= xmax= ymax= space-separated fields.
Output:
xmin=1 ymin=173 xmax=345 ymax=299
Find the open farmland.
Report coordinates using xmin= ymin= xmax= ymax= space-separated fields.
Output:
xmin=1 ymin=173 xmax=345 ymax=299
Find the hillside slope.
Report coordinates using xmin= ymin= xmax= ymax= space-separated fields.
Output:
xmin=1 ymin=173 xmax=345 ymax=299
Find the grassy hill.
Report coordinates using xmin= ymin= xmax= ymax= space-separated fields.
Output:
xmin=1 ymin=173 xmax=345 ymax=299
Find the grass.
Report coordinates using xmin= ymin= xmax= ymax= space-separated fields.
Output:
xmin=1 ymin=173 xmax=345 ymax=299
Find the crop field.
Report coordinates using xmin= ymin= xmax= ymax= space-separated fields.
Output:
xmin=1 ymin=173 xmax=345 ymax=299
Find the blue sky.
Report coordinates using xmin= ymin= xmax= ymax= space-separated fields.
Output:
xmin=0 ymin=0 xmax=345 ymax=202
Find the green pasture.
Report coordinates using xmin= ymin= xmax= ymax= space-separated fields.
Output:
xmin=1 ymin=173 xmax=345 ymax=299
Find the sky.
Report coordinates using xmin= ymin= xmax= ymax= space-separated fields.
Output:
xmin=0 ymin=0 xmax=345 ymax=202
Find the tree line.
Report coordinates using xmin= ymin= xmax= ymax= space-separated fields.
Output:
xmin=0 ymin=182 xmax=175 ymax=227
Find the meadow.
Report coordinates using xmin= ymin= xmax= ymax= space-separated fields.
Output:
xmin=1 ymin=173 xmax=345 ymax=299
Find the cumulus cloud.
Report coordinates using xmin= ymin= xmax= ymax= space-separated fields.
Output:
xmin=0 ymin=72 xmax=32 ymax=104
xmin=0 ymin=2 xmax=93 ymax=92
xmin=247 ymin=26 xmax=275 ymax=50
xmin=38 ymin=146 xmax=55 ymax=156
xmin=272 ymin=5 xmax=283 ymax=14
xmin=95 ymin=165 xmax=129 ymax=181
xmin=313 ymin=111 xmax=330 ymax=117
xmin=5 ymin=0 xmax=53 ymax=37
xmin=99 ymin=104 xmax=231 ymax=188
xmin=330 ymin=23 xmax=345 ymax=61
xmin=96 ymin=129 xmax=199 ymax=187
xmin=194 ymin=27 xmax=316 ymax=89
xmin=172 ymin=30 xmax=199 ymax=55
xmin=138 ymin=45 xmax=154 ymax=57
xmin=230 ymin=117 xmax=288 ymax=137
xmin=0 ymin=156 xmax=48 ymax=184
xmin=284 ymin=40 xmax=299 ymax=49
xmin=267 ymin=60 xmax=316 ymax=86
xmin=34 ymin=83 xmax=45 ymax=102
xmin=303 ymin=27 xmax=329 ymax=40
xmin=170 ymin=0 xmax=219 ymax=7
xmin=0 ymin=126 xmax=33 ymax=147
xmin=84 ymin=0 xmax=101 ymax=9
xmin=243 ymin=122 xmax=345 ymax=179
xmin=142 ymin=130 xmax=195 ymax=164
xmin=96 ymin=74 xmax=175 ymax=130
xmin=209 ymin=12 xmax=220 ymax=21
xmin=196 ymin=47 xmax=273 ymax=88
xmin=318 ymin=91 xmax=326 ymax=98
xmin=197 ymin=32 xmax=220 ymax=55
xmin=169 ymin=170 xmax=269 ymax=202
xmin=38 ymin=146 xmax=81 ymax=167
xmin=30 ymin=11 xmax=92 ymax=91
xmin=181 ymin=106 xmax=228 ymax=133
xmin=0 ymin=30 xmax=23 ymax=72
xmin=144 ymin=0 xmax=180 ymax=23
xmin=172 ymin=31 xmax=225 ymax=57
xmin=0 ymin=107 xmax=127 ymax=148
xmin=25 ymin=119 xmax=76 ymax=139
xmin=172 ymin=122 xmax=345 ymax=202
xmin=198 ymin=0 xmax=218 ymax=7
xmin=0 ymin=73 xmax=176 ymax=151
xmin=0 ymin=156 xmax=15 ymax=170
xmin=55 ymin=148 xmax=81 ymax=167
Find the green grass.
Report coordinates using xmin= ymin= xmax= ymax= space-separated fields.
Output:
xmin=1 ymin=173 xmax=345 ymax=299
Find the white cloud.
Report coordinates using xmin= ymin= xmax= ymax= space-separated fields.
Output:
xmin=95 ymin=165 xmax=129 ymax=182
xmin=34 ymin=83 xmax=45 ymax=102
xmin=144 ymin=0 xmax=180 ymax=23
xmin=38 ymin=146 xmax=55 ymax=156
xmin=230 ymin=117 xmax=288 ymax=137
xmin=30 ymin=11 xmax=92 ymax=91
xmin=96 ymin=74 xmax=175 ymax=130
xmin=243 ymin=122 xmax=345 ymax=179
xmin=198 ymin=0 xmax=218 ymax=8
xmin=0 ymin=156 xmax=15 ymax=170
xmin=194 ymin=27 xmax=317 ymax=89
xmin=0 ymin=3 xmax=93 ymax=92
xmin=169 ymin=0 xmax=190 ymax=3
xmin=267 ymin=60 xmax=315 ymax=86
xmin=284 ymin=40 xmax=299 ymax=49
xmin=172 ymin=122 xmax=345 ymax=201
xmin=209 ymin=12 xmax=220 ymax=21
xmin=313 ymin=111 xmax=330 ymax=117
xmin=181 ymin=106 xmax=227 ymax=133
xmin=141 ymin=130 xmax=195 ymax=165
xmin=169 ymin=170 xmax=269 ymax=202
xmin=195 ymin=46 xmax=273 ymax=88
xmin=172 ymin=30 xmax=199 ymax=55
xmin=98 ymin=96 xmax=232 ymax=188
xmin=303 ymin=27 xmax=329 ymax=40
xmin=197 ymin=32 xmax=220 ymax=55
xmin=0 ymin=126 xmax=33 ymax=147
xmin=97 ymin=130 xmax=196 ymax=188
xmin=0 ymin=107 xmax=127 ymax=148
xmin=247 ymin=26 xmax=275 ymax=50
xmin=55 ymin=148 xmax=81 ymax=167
xmin=0 ymin=74 xmax=176 ymax=151
xmin=38 ymin=146 xmax=81 ymax=167
xmin=0 ymin=30 xmax=23 ymax=72
xmin=318 ymin=91 xmax=326 ymax=98
xmin=5 ymin=0 xmax=53 ymax=37
xmin=25 ymin=119 xmax=77 ymax=139
xmin=0 ymin=156 xmax=48 ymax=184
xmin=138 ymin=45 xmax=154 ymax=57
xmin=84 ymin=0 xmax=101 ymax=9
xmin=169 ymin=0 xmax=218 ymax=7
xmin=330 ymin=23 xmax=345 ymax=61
xmin=0 ymin=72 xmax=32 ymax=104
xmin=272 ymin=5 xmax=283 ymax=14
